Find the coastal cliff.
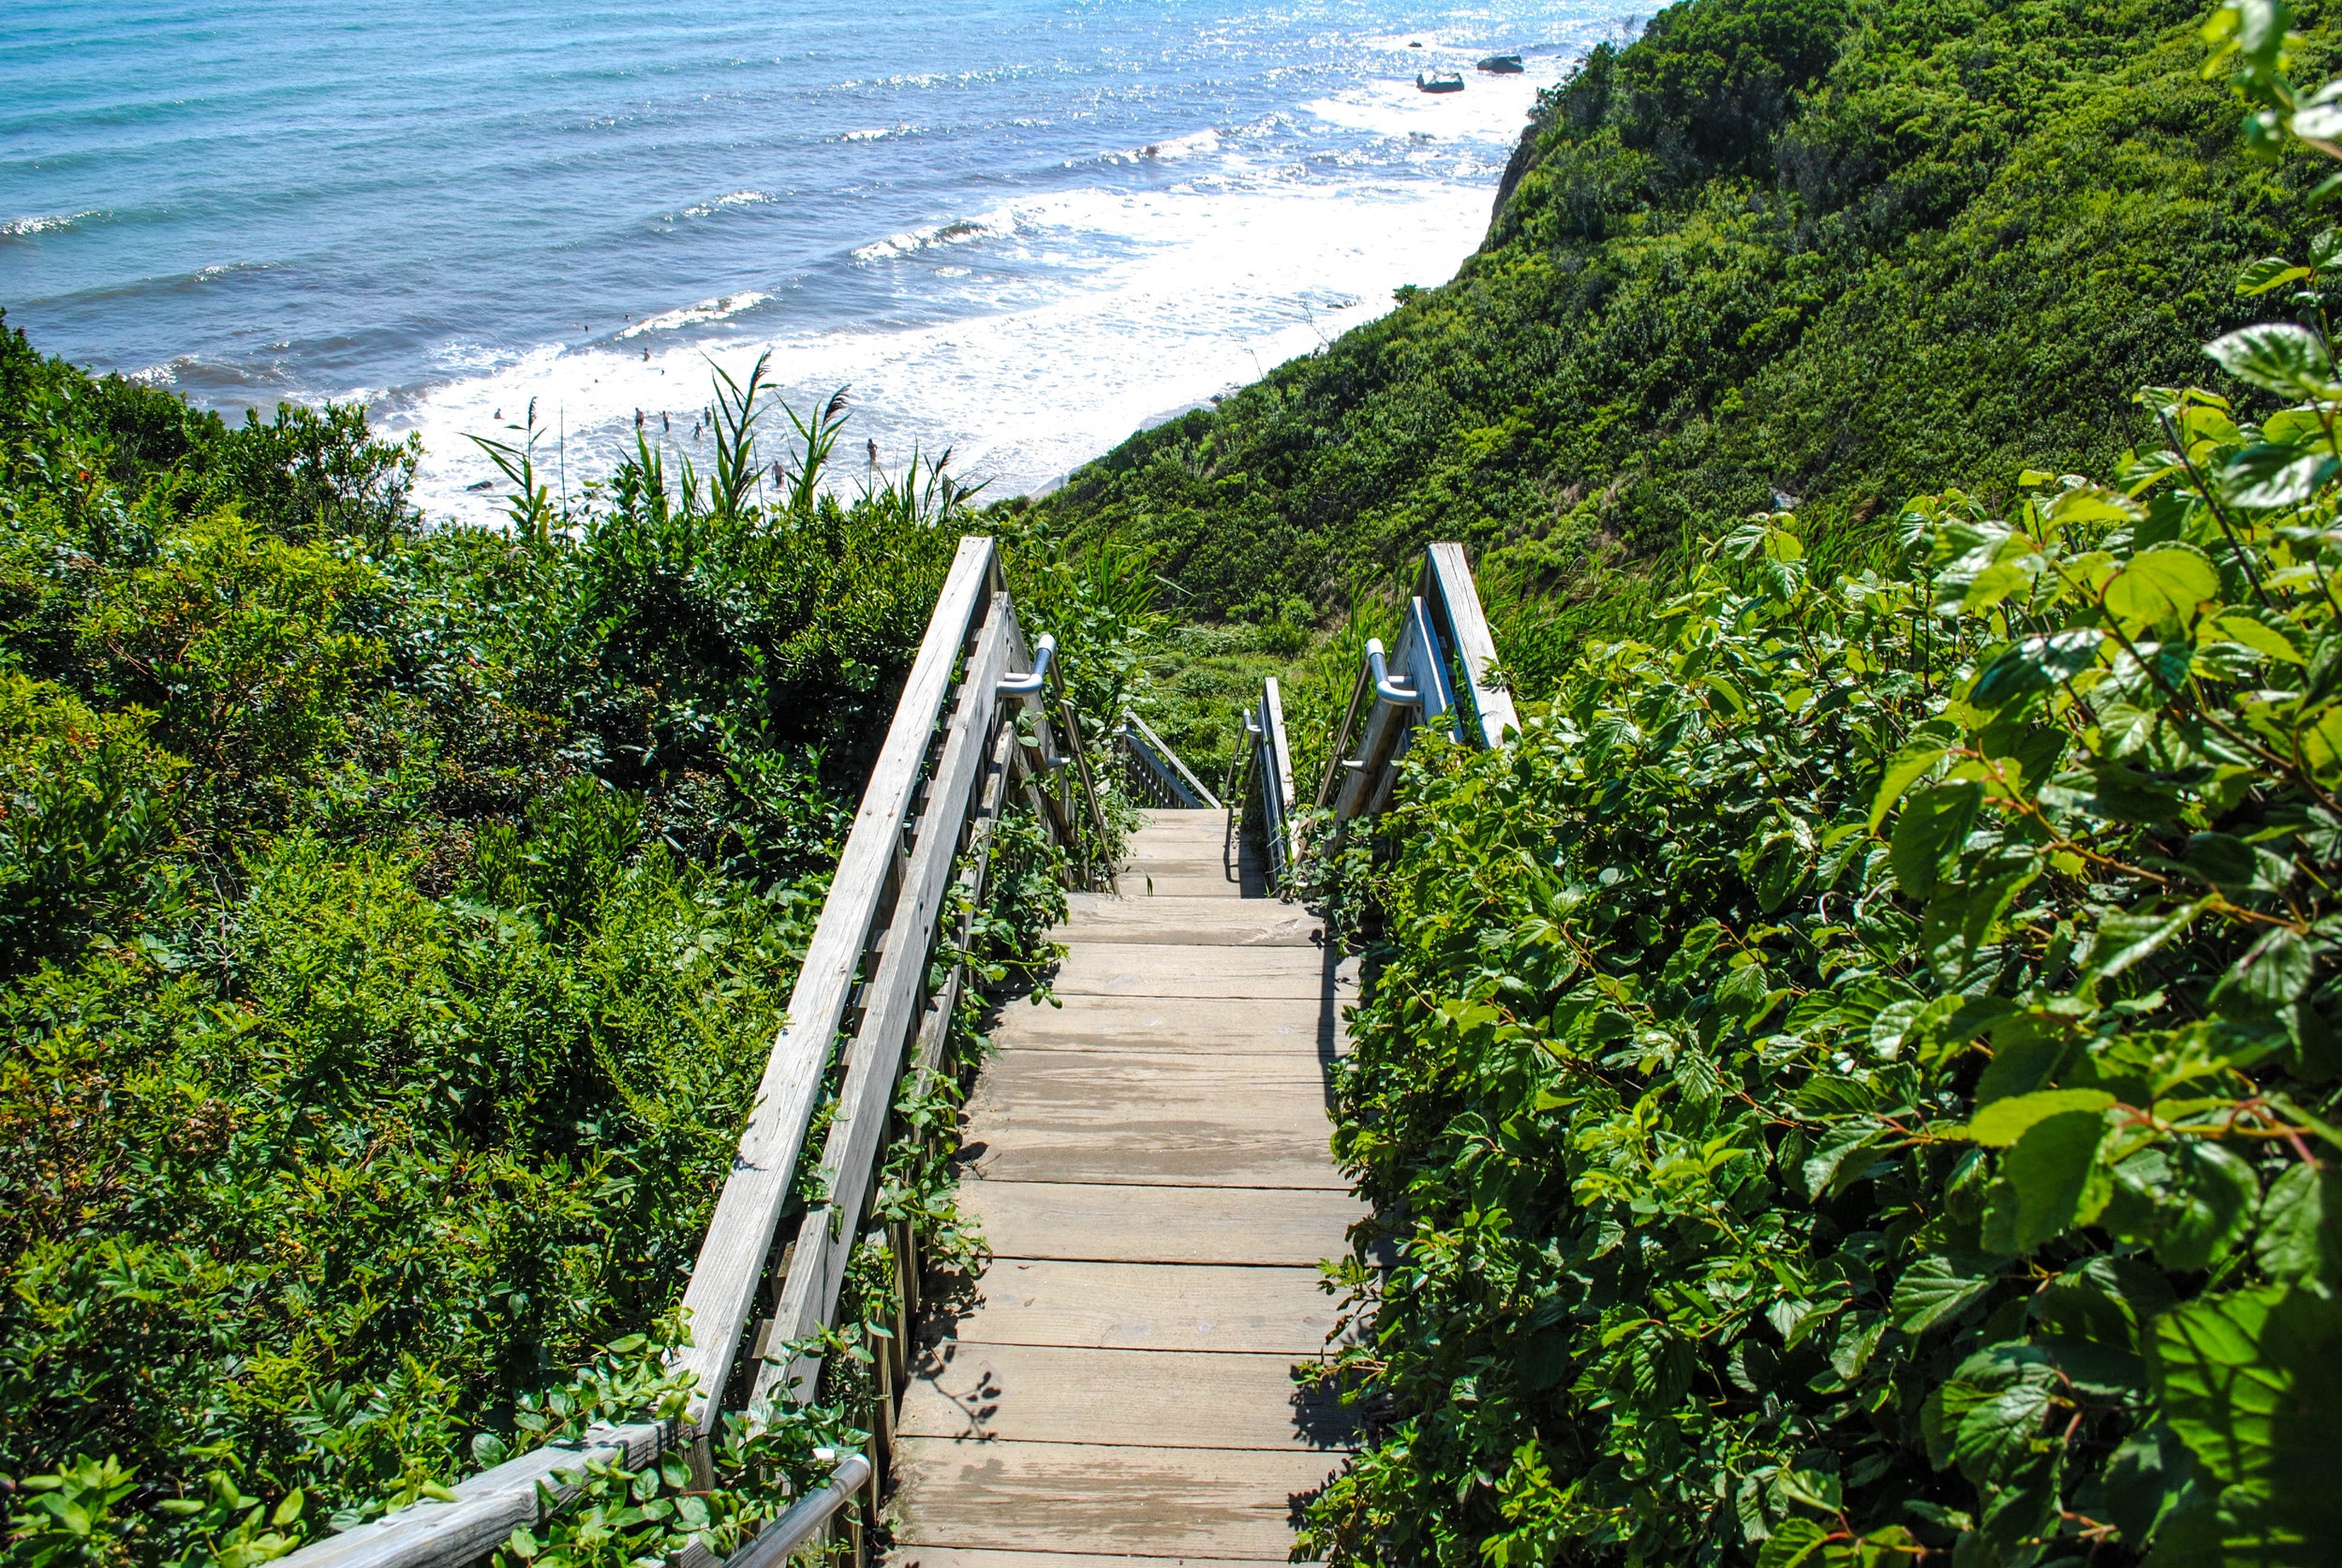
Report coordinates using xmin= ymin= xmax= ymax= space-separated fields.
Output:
xmin=1026 ymin=0 xmax=2328 ymax=669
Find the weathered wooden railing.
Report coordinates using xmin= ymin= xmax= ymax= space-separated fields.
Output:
xmin=280 ymin=536 xmax=1102 ymax=1568
xmin=1318 ymin=542 xmax=1517 ymax=825
xmin=1237 ymin=677 xmax=1300 ymax=894
xmin=1115 ymin=709 xmax=1220 ymax=810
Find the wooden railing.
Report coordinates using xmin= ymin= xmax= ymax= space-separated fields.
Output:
xmin=1115 ymin=709 xmax=1220 ymax=809
xmin=278 ymin=536 xmax=1098 ymax=1568
xmin=1318 ymin=542 xmax=1517 ymax=823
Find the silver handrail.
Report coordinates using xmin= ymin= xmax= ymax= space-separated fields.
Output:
xmin=1318 ymin=543 xmax=1518 ymax=826
xmin=1240 ymin=677 xmax=1300 ymax=895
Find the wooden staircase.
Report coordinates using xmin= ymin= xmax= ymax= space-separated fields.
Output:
xmin=886 ymin=808 xmax=1361 ymax=1564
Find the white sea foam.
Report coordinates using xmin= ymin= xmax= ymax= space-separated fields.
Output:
xmin=615 ymin=290 xmax=772 ymax=337
xmin=839 ymin=125 xmax=920 ymax=142
xmin=379 ymin=22 xmax=1594 ymax=529
xmin=681 ymin=190 xmax=774 ymax=217
xmin=1 ymin=210 xmax=102 ymax=238
xmin=396 ymin=171 xmax=1500 ymax=525
xmin=851 ymin=214 xmax=1008 ymax=262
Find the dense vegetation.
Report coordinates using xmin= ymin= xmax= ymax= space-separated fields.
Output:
xmin=1297 ymin=7 xmax=2342 ymax=1562
xmin=1021 ymin=0 xmax=2332 ymax=666
xmin=0 ymin=333 xmax=1125 ymax=1566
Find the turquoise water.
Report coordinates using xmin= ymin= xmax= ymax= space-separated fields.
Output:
xmin=3 ymin=0 xmax=1633 ymax=517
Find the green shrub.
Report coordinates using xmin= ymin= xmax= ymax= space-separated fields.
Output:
xmin=0 ymin=326 xmax=1140 ymax=1565
xmin=1024 ymin=0 xmax=2328 ymax=666
xmin=1307 ymin=23 xmax=2342 ymax=1558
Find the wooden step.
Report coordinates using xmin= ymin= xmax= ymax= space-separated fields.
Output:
xmin=898 ymin=1342 xmax=1354 ymax=1450
xmin=889 ymin=1550 xmax=1309 ymax=1568
xmin=1113 ymin=870 xmax=1260 ymax=899
xmin=1052 ymin=895 xmax=1319 ymax=947
xmin=923 ymin=1259 xmax=1344 ymax=1354
xmin=1051 ymin=943 xmax=1340 ymax=1001
xmin=890 ymin=1441 xmax=1343 ymax=1560
xmin=986 ymin=994 xmax=1339 ymax=1058
xmin=957 ymin=1180 xmax=1361 ymax=1265
xmin=961 ymin=1051 xmax=1341 ymax=1189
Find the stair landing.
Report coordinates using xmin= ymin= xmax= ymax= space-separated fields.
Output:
xmin=887 ymin=809 xmax=1361 ymax=1563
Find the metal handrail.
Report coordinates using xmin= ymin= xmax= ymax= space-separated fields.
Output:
xmin=274 ymin=538 xmax=1069 ymax=1568
xmin=1318 ymin=543 xmax=1519 ymax=828
xmin=997 ymin=631 xmax=1055 ymax=697
xmin=1116 ymin=709 xmax=1222 ymax=810
xmin=1045 ymin=655 xmax=1118 ymax=893
xmin=1239 ymin=677 xmax=1300 ymax=895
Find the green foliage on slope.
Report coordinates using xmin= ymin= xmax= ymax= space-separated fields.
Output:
xmin=1025 ymin=0 xmax=2327 ymax=659
xmin=0 ymin=330 xmax=1129 ymax=1565
xmin=1302 ymin=14 xmax=2342 ymax=1558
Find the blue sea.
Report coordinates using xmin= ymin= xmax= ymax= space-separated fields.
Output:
xmin=3 ymin=0 xmax=1635 ymax=522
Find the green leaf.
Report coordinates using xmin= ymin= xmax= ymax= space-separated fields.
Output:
xmin=2212 ymin=608 xmax=2308 ymax=665
xmin=2155 ymin=1141 xmax=2261 ymax=1273
xmin=2212 ymin=927 xmax=2323 ymax=1016
xmin=2255 ymin=1162 xmax=2342 ymax=1287
xmin=2085 ymin=902 xmax=2206 ymax=984
xmin=2101 ymin=1421 xmax=2199 ymax=1546
xmin=1803 ymin=1118 xmax=1887 ymax=1201
xmin=1870 ymin=743 xmax=1951 ymax=831
xmin=1889 ymin=782 xmax=1981 ymax=900
xmin=1975 ymin=1013 xmax=2079 ymax=1103
xmin=1969 ymin=1088 xmax=2115 ymax=1147
xmin=1758 ymin=1518 xmax=1831 ymax=1568
xmin=1943 ymin=1344 xmax=2057 ymax=1485
xmin=2205 ymin=322 xmax=2339 ymax=400
xmin=2236 ymin=257 xmax=2314 ymax=296
xmin=1920 ymin=859 xmax=2039 ymax=984
xmin=2220 ymin=443 xmax=2336 ymax=510
xmin=2153 ymin=1284 xmax=2342 ymax=1548
xmin=1970 ymin=629 xmax=2102 ymax=708
xmin=1891 ymin=1253 xmax=1998 ymax=1333
xmin=1980 ymin=1109 xmax=2109 ymax=1254
xmin=2105 ymin=544 xmax=2224 ymax=628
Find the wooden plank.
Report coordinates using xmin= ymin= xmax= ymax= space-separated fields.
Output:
xmin=960 ymin=1053 xmax=1341 ymax=1190
xmin=1052 ymin=895 xmax=1319 ymax=947
xmin=985 ymin=995 xmax=1340 ymax=1058
xmin=1123 ymin=824 xmax=1238 ymax=850
xmin=912 ymin=722 xmax=1021 ymax=1087
xmin=898 ymin=1343 xmax=1354 ymax=1451
xmin=1114 ymin=871 xmax=1256 ymax=899
xmin=891 ymin=1439 xmax=1341 ymax=1559
xmin=1118 ymin=859 xmax=1255 ymax=886
xmin=923 ymin=1260 xmax=1343 ymax=1354
xmin=274 ymin=1420 xmax=670 ymax=1568
xmin=673 ymin=535 xmax=996 ymax=1433
xmin=758 ymin=595 xmax=1015 ymax=1409
xmin=1424 ymin=540 xmax=1519 ymax=748
xmin=886 ymin=1550 xmax=1309 ymax=1568
xmin=956 ymin=1180 xmax=1360 ymax=1265
xmin=1050 ymin=943 xmax=1341 ymax=1000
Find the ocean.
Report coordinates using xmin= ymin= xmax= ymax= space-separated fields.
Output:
xmin=3 ymin=0 xmax=1636 ymax=523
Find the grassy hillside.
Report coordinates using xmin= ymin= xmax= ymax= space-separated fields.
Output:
xmin=1021 ymin=0 xmax=2328 ymax=683
xmin=0 ymin=332 xmax=1144 ymax=1566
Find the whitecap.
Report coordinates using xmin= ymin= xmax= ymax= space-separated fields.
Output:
xmin=852 ymin=213 xmax=1008 ymax=262
xmin=616 ymin=290 xmax=772 ymax=337
xmin=680 ymin=190 xmax=774 ymax=217
xmin=1 ymin=210 xmax=102 ymax=239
